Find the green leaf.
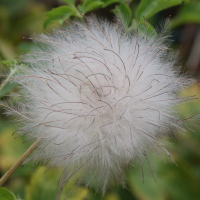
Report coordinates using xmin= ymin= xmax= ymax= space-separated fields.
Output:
xmin=114 ymin=2 xmax=132 ymax=28
xmin=62 ymin=0 xmax=76 ymax=7
xmin=1 ymin=59 xmax=17 ymax=67
xmin=43 ymin=6 xmax=77 ymax=28
xmin=25 ymin=167 xmax=88 ymax=200
xmin=171 ymin=2 xmax=200 ymax=28
xmin=102 ymin=0 xmax=120 ymax=7
xmin=136 ymin=0 xmax=189 ymax=20
xmin=101 ymin=0 xmax=130 ymax=8
xmin=0 ymin=83 xmax=16 ymax=99
xmin=0 ymin=188 xmax=17 ymax=200
xmin=78 ymin=0 xmax=104 ymax=14
xmin=128 ymin=19 xmax=157 ymax=38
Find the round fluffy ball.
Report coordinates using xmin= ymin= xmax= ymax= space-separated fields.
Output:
xmin=9 ymin=17 xmax=192 ymax=193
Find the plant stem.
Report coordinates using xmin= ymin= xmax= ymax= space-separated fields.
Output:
xmin=0 ymin=138 xmax=40 ymax=186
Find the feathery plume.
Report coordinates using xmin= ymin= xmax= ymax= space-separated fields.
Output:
xmin=5 ymin=16 xmax=194 ymax=194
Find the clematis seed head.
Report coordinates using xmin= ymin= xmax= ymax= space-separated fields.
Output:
xmin=6 ymin=16 xmax=194 ymax=194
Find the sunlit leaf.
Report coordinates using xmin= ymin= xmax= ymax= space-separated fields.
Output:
xmin=0 ymin=59 xmax=17 ymax=67
xmin=102 ymin=0 xmax=120 ymax=7
xmin=114 ymin=2 xmax=132 ymax=28
xmin=78 ymin=0 xmax=104 ymax=14
xmin=136 ymin=0 xmax=189 ymax=19
xmin=62 ymin=0 xmax=76 ymax=7
xmin=43 ymin=6 xmax=78 ymax=28
xmin=101 ymin=0 xmax=130 ymax=8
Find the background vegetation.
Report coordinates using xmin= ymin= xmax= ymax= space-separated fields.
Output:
xmin=0 ymin=0 xmax=200 ymax=199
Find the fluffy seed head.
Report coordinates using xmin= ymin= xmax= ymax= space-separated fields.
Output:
xmin=7 ymin=16 xmax=193 ymax=193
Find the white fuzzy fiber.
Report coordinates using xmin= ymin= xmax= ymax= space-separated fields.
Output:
xmin=8 ymin=17 xmax=193 ymax=193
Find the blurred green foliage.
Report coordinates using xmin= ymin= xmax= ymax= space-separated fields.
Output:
xmin=0 ymin=187 xmax=17 ymax=200
xmin=0 ymin=0 xmax=200 ymax=199
xmin=135 ymin=0 xmax=189 ymax=19
xmin=171 ymin=1 xmax=200 ymax=27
